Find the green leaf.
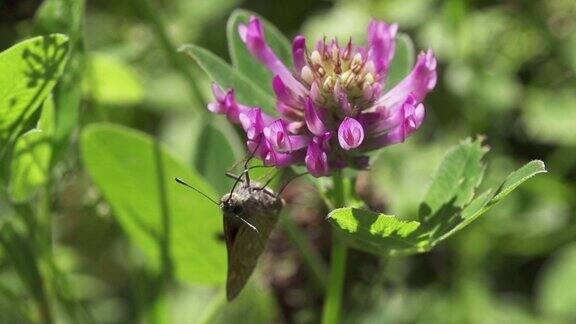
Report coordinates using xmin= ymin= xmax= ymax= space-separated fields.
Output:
xmin=81 ymin=123 xmax=226 ymax=284
xmin=38 ymin=96 xmax=56 ymax=135
xmin=9 ymin=97 xmax=55 ymax=202
xmin=327 ymin=208 xmax=425 ymax=256
xmin=419 ymin=137 xmax=487 ymax=221
xmin=328 ymin=138 xmax=546 ymax=256
xmin=9 ymin=110 xmax=53 ymax=202
xmin=386 ymin=33 xmax=415 ymax=90
xmin=227 ymin=9 xmax=292 ymax=95
xmin=179 ymin=44 xmax=277 ymax=115
xmin=0 ymin=34 xmax=69 ymax=150
xmin=34 ymin=0 xmax=86 ymax=149
xmin=83 ymin=54 xmax=144 ymax=106
xmin=190 ymin=117 xmax=243 ymax=195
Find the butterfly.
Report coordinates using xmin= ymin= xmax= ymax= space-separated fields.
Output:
xmin=176 ymin=168 xmax=283 ymax=300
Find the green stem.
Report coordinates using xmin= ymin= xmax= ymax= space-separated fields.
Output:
xmin=280 ymin=213 xmax=327 ymax=292
xmin=321 ymin=172 xmax=348 ymax=324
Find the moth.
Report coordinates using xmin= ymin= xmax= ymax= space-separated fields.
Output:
xmin=176 ymin=168 xmax=283 ymax=300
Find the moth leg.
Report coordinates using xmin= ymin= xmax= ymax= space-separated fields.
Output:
xmin=225 ymin=138 xmax=264 ymax=201
xmin=277 ymin=172 xmax=309 ymax=196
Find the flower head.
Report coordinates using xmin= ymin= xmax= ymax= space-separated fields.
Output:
xmin=208 ymin=16 xmax=437 ymax=177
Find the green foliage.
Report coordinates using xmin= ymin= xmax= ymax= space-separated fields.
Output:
xmin=34 ymin=0 xmax=86 ymax=149
xmin=81 ymin=123 xmax=226 ymax=284
xmin=328 ymin=139 xmax=547 ymax=255
xmin=83 ymin=54 xmax=144 ymax=106
xmin=0 ymin=34 xmax=69 ymax=151
xmin=9 ymin=97 xmax=54 ymax=202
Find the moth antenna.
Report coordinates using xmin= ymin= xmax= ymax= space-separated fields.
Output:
xmin=175 ymin=178 xmax=220 ymax=206
xmin=243 ymin=136 xmax=263 ymax=186
xmin=233 ymin=214 xmax=259 ymax=233
xmin=277 ymin=172 xmax=309 ymax=196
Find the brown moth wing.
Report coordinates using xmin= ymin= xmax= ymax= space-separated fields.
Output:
xmin=221 ymin=184 xmax=282 ymax=301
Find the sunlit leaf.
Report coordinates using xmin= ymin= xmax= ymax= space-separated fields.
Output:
xmin=328 ymin=137 xmax=546 ymax=255
xmin=0 ymin=34 xmax=69 ymax=150
xmin=83 ymin=54 xmax=144 ymax=106
xmin=35 ymin=0 xmax=86 ymax=149
xmin=179 ymin=44 xmax=277 ymax=115
xmin=327 ymin=207 xmax=425 ymax=256
xmin=9 ymin=98 xmax=55 ymax=202
xmin=81 ymin=123 xmax=226 ymax=284
xmin=420 ymin=137 xmax=487 ymax=221
xmin=227 ymin=9 xmax=292 ymax=95
xmin=9 ymin=130 xmax=51 ymax=202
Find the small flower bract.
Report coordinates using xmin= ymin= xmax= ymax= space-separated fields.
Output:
xmin=208 ymin=16 xmax=437 ymax=177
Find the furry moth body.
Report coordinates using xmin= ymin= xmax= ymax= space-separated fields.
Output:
xmin=220 ymin=181 xmax=283 ymax=300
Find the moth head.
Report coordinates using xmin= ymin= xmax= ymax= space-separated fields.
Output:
xmin=221 ymin=192 xmax=245 ymax=215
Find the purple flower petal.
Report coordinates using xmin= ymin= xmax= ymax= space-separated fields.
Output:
xmin=239 ymin=107 xmax=274 ymax=140
xmin=305 ymin=137 xmax=330 ymax=177
xmin=304 ymin=97 xmax=327 ymax=136
xmin=207 ymin=83 xmax=251 ymax=123
xmin=368 ymin=20 xmax=398 ymax=77
xmin=239 ymin=16 xmax=306 ymax=95
xmin=263 ymin=140 xmax=304 ymax=166
xmin=263 ymin=119 xmax=310 ymax=152
xmin=338 ymin=117 xmax=365 ymax=150
xmin=292 ymin=35 xmax=307 ymax=72
xmin=272 ymin=75 xmax=301 ymax=107
xmin=376 ymin=49 xmax=437 ymax=109
xmin=362 ymin=94 xmax=426 ymax=149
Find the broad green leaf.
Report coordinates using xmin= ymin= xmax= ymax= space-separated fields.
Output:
xmin=538 ymin=244 xmax=576 ymax=320
xmin=83 ymin=54 xmax=144 ymax=106
xmin=419 ymin=137 xmax=487 ymax=221
xmin=35 ymin=0 xmax=86 ymax=149
xmin=227 ymin=9 xmax=292 ymax=95
xmin=327 ymin=208 xmax=425 ymax=256
xmin=179 ymin=44 xmax=277 ymax=115
xmin=190 ymin=117 xmax=243 ymax=195
xmin=9 ymin=97 xmax=55 ymax=202
xmin=386 ymin=33 xmax=415 ymax=90
xmin=430 ymin=159 xmax=546 ymax=245
xmin=81 ymin=123 xmax=226 ymax=284
xmin=38 ymin=96 xmax=55 ymax=135
xmin=0 ymin=34 xmax=69 ymax=150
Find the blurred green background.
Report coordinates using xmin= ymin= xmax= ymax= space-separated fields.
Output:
xmin=1 ymin=0 xmax=575 ymax=323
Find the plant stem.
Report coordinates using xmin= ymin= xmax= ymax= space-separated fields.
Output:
xmin=321 ymin=172 xmax=348 ymax=324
